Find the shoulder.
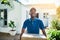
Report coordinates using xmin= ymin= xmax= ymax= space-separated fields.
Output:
xmin=35 ymin=18 xmax=43 ymax=23
xmin=24 ymin=19 xmax=30 ymax=22
xmin=35 ymin=18 xmax=42 ymax=22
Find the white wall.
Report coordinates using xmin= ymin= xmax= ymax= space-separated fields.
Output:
xmin=36 ymin=8 xmax=56 ymax=27
xmin=8 ymin=1 xmax=27 ymax=34
xmin=20 ymin=4 xmax=28 ymax=34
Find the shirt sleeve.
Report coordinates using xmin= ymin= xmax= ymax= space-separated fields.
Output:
xmin=22 ymin=20 xmax=27 ymax=29
xmin=39 ymin=20 xmax=45 ymax=30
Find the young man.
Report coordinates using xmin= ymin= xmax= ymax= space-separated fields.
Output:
xmin=20 ymin=8 xmax=46 ymax=40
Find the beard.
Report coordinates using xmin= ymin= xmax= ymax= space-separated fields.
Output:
xmin=31 ymin=14 xmax=36 ymax=18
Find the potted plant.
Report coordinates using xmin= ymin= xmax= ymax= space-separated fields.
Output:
xmin=47 ymin=29 xmax=60 ymax=40
xmin=47 ymin=19 xmax=60 ymax=40
xmin=9 ymin=20 xmax=16 ymax=36
xmin=1 ymin=0 xmax=12 ymax=8
xmin=51 ymin=19 xmax=60 ymax=30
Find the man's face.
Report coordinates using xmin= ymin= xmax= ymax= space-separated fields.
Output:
xmin=30 ymin=10 xmax=36 ymax=18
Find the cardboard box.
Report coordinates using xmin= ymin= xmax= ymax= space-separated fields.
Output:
xmin=21 ymin=34 xmax=47 ymax=40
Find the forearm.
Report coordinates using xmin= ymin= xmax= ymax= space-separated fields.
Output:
xmin=20 ymin=28 xmax=25 ymax=40
xmin=20 ymin=33 xmax=23 ymax=40
xmin=20 ymin=32 xmax=23 ymax=37
xmin=43 ymin=31 xmax=46 ymax=37
xmin=42 ymin=30 xmax=47 ymax=37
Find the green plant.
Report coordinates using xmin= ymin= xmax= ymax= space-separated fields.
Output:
xmin=0 ymin=17 xmax=3 ymax=19
xmin=51 ymin=19 xmax=60 ymax=30
xmin=9 ymin=20 xmax=16 ymax=31
xmin=1 ymin=0 xmax=12 ymax=8
xmin=47 ymin=29 xmax=60 ymax=40
xmin=47 ymin=19 xmax=60 ymax=40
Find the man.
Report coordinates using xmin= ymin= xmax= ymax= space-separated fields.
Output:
xmin=20 ymin=8 xmax=46 ymax=40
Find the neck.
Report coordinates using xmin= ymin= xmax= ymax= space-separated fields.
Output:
xmin=31 ymin=17 xmax=35 ymax=20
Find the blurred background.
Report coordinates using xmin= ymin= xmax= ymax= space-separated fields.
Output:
xmin=0 ymin=0 xmax=60 ymax=40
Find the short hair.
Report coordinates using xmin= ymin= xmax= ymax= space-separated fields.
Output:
xmin=30 ymin=8 xmax=36 ymax=12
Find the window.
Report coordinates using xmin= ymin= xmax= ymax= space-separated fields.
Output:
xmin=0 ymin=9 xmax=7 ymax=27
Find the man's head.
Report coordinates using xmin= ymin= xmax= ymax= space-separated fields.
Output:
xmin=29 ymin=8 xmax=36 ymax=18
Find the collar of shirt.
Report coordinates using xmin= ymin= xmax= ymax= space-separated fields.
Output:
xmin=29 ymin=17 xmax=37 ymax=22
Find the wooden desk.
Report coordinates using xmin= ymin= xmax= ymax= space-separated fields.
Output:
xmin=21 ymin=34 xmax=47 ymax=40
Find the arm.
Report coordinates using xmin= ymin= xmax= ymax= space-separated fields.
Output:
xmin=20 ymin=20 xmax=27 ymax=40
xmin=20 ymin=28 xmax=25 ymax=40
xmin=39 ymin=20 xmax=47 ymax=37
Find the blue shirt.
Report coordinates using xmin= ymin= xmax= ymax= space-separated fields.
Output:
xmin=22 ymin=18 xmax=45 ymax=34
